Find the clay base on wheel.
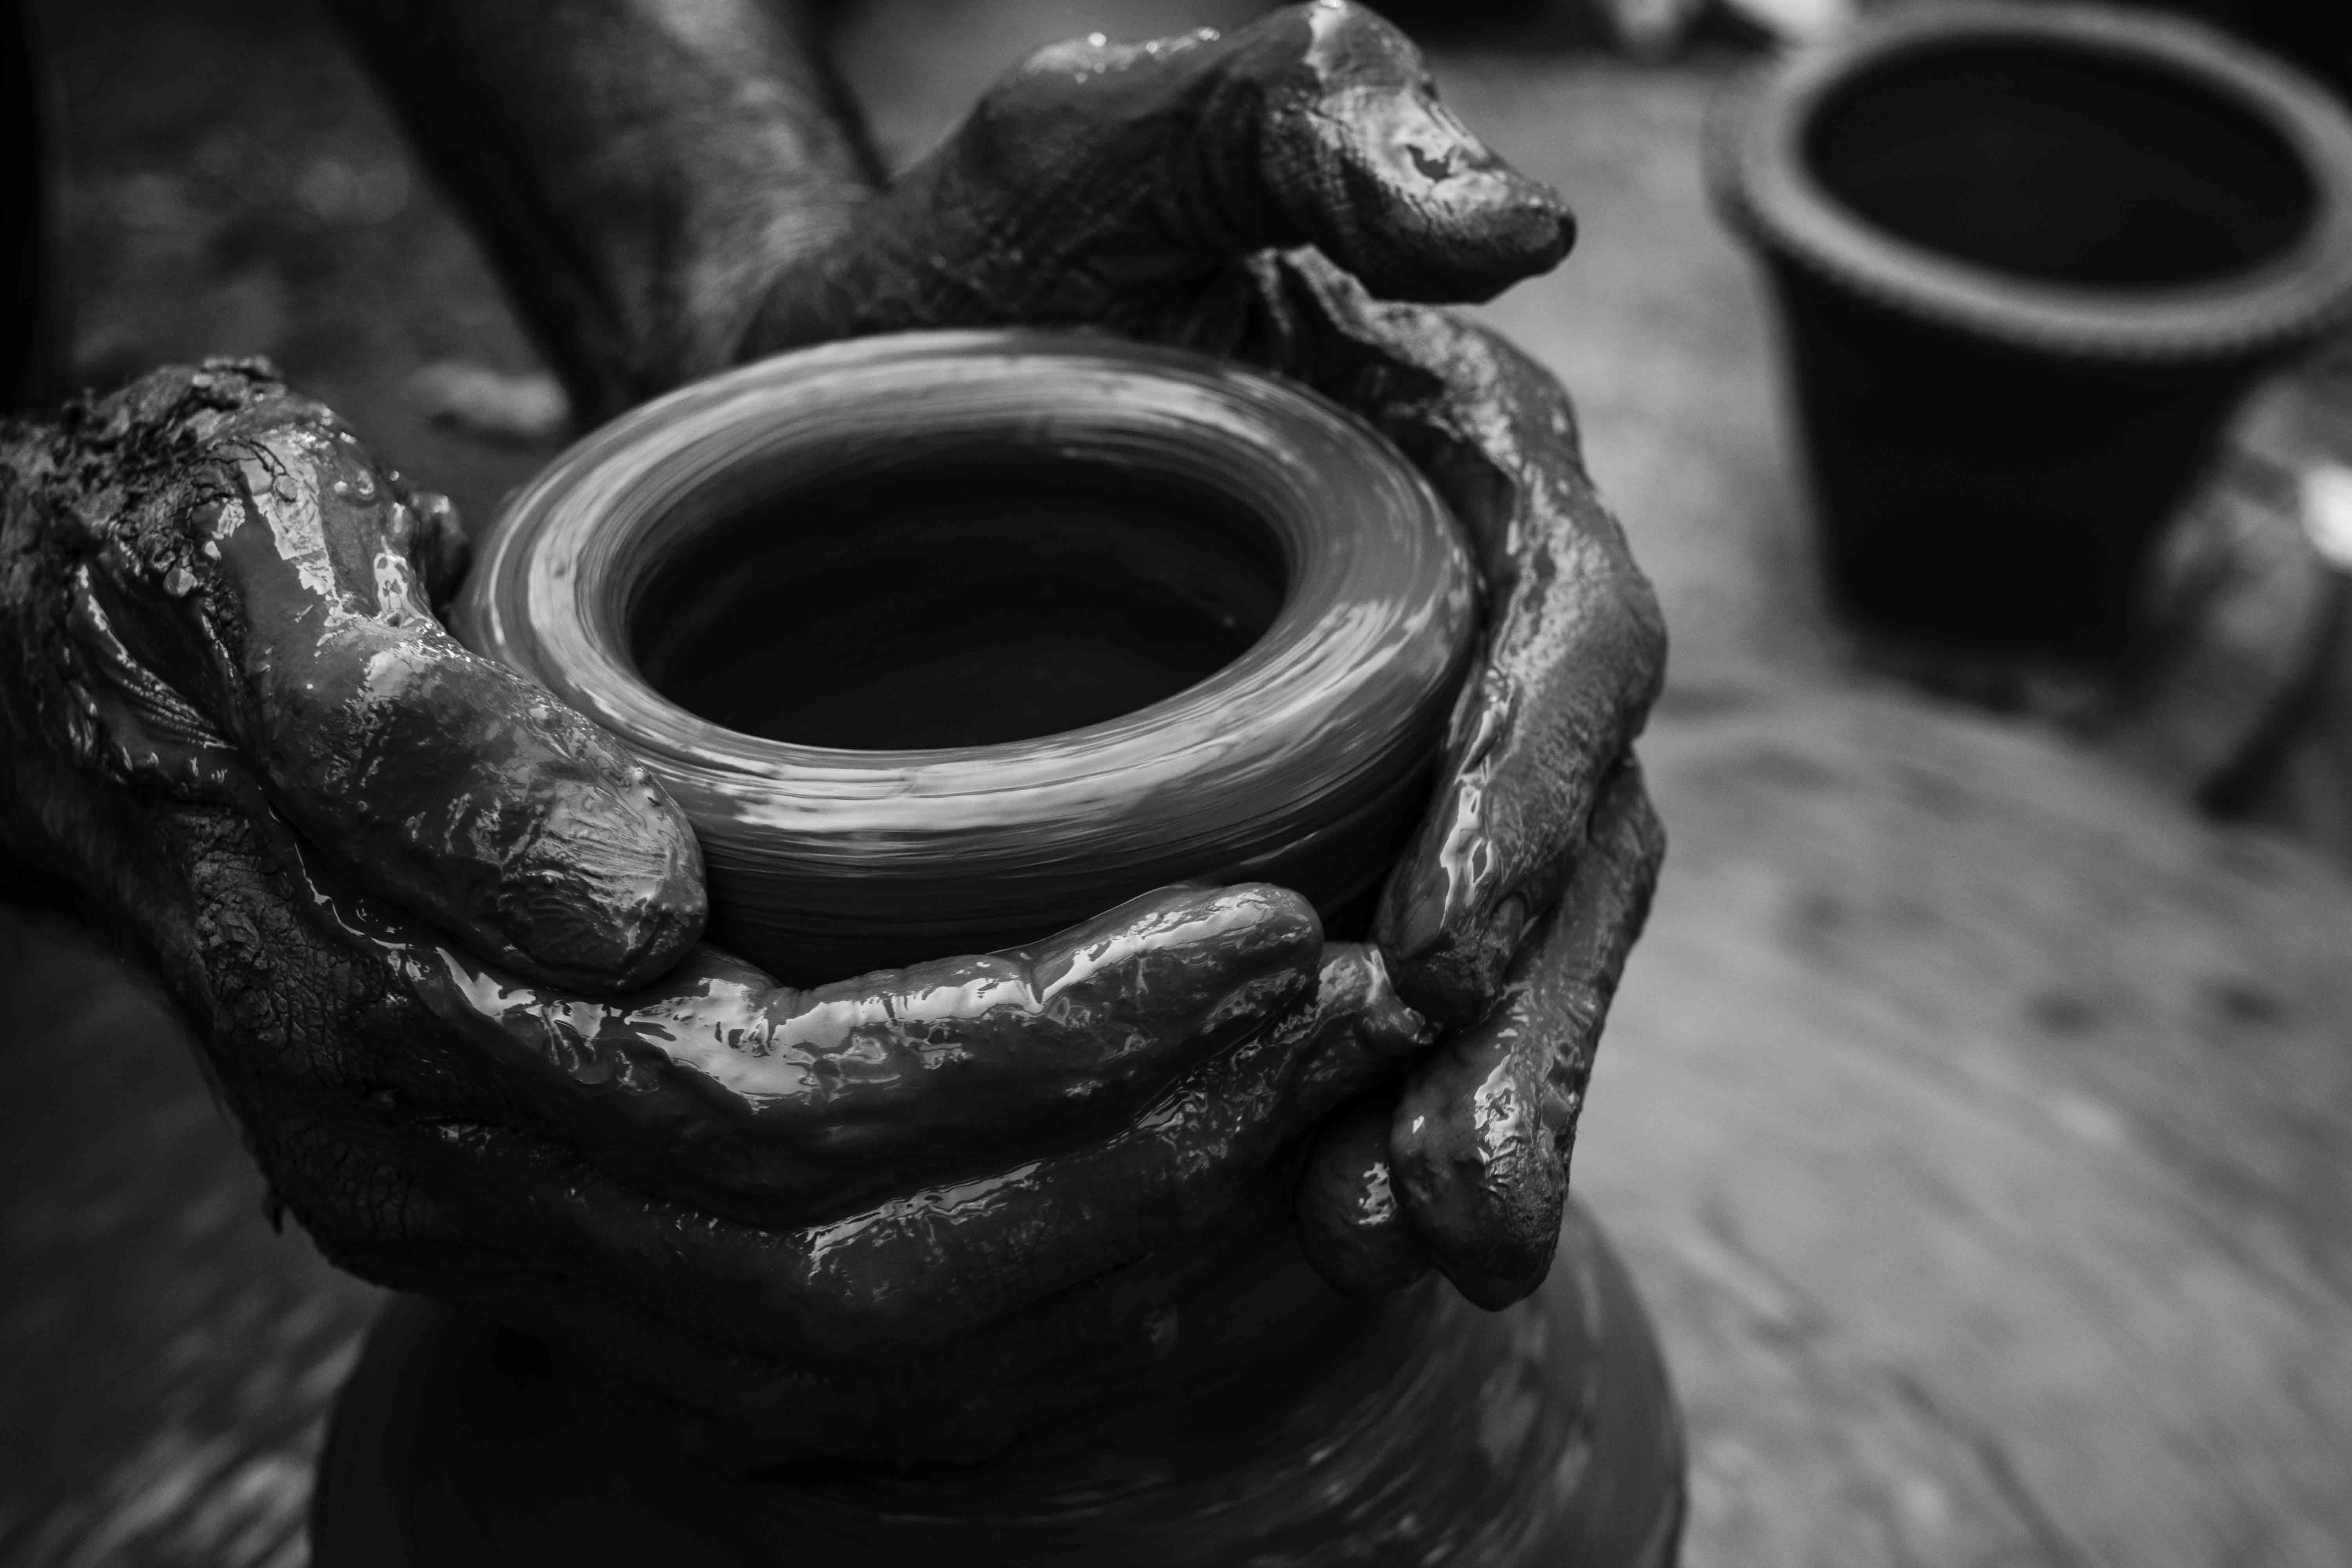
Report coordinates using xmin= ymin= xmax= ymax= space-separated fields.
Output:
xmin=310 ymin=1203 xmax=1684 ymax=1567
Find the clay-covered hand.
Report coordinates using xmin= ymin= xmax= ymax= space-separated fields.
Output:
xmin=743 ymin=1 xmax=1668 ymax=1308
xmin=0 ymin=361 xmax=1430 ymax=1465
xmin=746 ymin=0 xmax=1573 ymax=347
xmin=1238 ymin=260 xmax=1668 ymax=1309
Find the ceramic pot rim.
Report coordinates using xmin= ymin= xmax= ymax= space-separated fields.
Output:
xmin=455 ymin=330 xmax=1477 ymax=975
xmin=461 ymin=330 xmax=1470 ymax=829
xmin=1709 ymin=0 xmax=2352 ymax=361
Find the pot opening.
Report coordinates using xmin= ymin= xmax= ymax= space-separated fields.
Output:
xmin=1805 ymin=38 xmax=2316 ymax=289
xmin=628 ymin=454 xmax=1289 ymax=750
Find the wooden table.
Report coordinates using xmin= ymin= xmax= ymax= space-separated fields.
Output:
xmin=6 ymin=7 xmax=2352 ymax=1565
xmin=1600 ymin=685 xmax=2352 ymax=1565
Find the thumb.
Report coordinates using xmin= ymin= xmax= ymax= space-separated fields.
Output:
xmin=1238 ymin=1 xmax=1575 ymax=302
xmin=1024 ymin=1 xmax=1573 ymax=302
xmin=71 ymin=363 xmax=704 ymax=991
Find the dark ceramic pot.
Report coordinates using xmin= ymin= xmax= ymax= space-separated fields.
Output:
xmin=456 ymin=331 xmax=1479 ymax=983
xmin=313 ymin=1209 xmax=1686 ymax=1566
xmin=1713 ymin=0 xmax=2352 ymax=658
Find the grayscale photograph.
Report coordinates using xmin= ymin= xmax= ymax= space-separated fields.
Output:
xmin=2 ymin=0 xmax=2348 ymax=1563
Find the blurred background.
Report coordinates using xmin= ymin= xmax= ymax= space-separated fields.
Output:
xmin=7 ymin=1 xmax=2352 ymax=1564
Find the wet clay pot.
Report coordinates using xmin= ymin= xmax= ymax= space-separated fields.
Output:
xmin=1713 ymin=1 xmax=2352 ymax=659
xmin=457 ymin=331 xmax=1480 ymax=983
xmin=311 ymin=331 xmax=1692 ymax=1563
xmin=314 ymin=1209 xmax=1685 ymax=1565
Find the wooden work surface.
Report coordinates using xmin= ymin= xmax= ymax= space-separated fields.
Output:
xmin=6 ymin=3 xmax=2352 ymax=1564
xmin=1604 ymin=685 xmax=2352 ymax=1564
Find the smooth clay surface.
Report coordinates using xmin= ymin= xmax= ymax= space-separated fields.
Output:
xmin=458 ymin=331 xmax=1480 ymax=982
xmin=310 ymin=1205 xmax=1683 ymax=1567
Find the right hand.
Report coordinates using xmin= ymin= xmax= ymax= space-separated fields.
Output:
xmin=0 ymin=361 xmax=1429 ymax=1465
xmin=742 ymin=2 xmax=1668 ymax=1312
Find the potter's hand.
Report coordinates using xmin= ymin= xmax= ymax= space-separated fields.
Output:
xmin=742 ymin=3 xmax=1666 ymax=1308
xmin=1229 ymin=255 xmax=1667 ymax=1309
xmin=0 ymin=362 xmax=1428 ymax=1464
xmin=745 ymin=0 xmax=1575 ymax=349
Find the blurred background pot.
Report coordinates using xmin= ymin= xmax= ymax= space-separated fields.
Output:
xmin=458 ymin=331 xmax=1479 ymax=984
xmin=1713 ymin=0 xmax=2352 ymax=659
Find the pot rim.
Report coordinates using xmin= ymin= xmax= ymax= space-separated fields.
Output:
xmin=454 ymin=330 xmax=1478 ymax=976
xmin=1708 ymin=0 xmax=2352 ymax=361
xmin=460 ymin=330 xmax=1471 ymax=823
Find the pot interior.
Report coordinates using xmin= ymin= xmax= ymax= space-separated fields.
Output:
xmin=1805 ymin=37 xmax=2317 ymax=289
xmin=628 ymin=454 xmax=1288 ymax=750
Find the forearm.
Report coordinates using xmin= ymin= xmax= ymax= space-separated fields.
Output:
xmin=327 ymin=0 xmax=884 ymax=422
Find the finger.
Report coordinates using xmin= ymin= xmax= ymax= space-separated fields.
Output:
xmin=1281 ymin=938 xmax=1438 ymax=1106
xmin=1295 ymin=1090 xmax=1431 ymax=1296
xmin=1191 ymin=252 xmax=1667 ymax=1024
xmin=379 ymin=938 xmax=1415 ymax=1367
xmin=1052 ymin=0 xmax=1571 ymax=303
xmin=1225 ymin=0 xmax=1575 ymax=302
xmin=1278 ymin=940 xmax=1436 ymax=1295
xmin=1387 ymin=762 xmax=1661 ymax=1307
xmin=303 ymin=846 xmax=1334 ymax=1224
xmin=69 ymin=363 xmax=704 ymax=991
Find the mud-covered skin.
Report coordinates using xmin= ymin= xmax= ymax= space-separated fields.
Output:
xmin=11 ymin=362 xmax=704 ymax=989
xmin=1194 ymin=252 xmax=1668 ymax=1024
xmin=1295 ymin=1094 xmax=1433 ymax=1298
xmin=745 ymin=2 xmax=1573 ymax=351
xmin=339 ymin=876 xmax=1352 ymax=1226
xmin=1298 ymin=766 xmax=1661 ymax=1305
xmin=0 ymin=363 xmax=1430 ymax=1462
xmin=1193 ymin=253 xmax=1670 ymax=1297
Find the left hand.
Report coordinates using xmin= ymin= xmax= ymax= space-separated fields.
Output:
xmin=744 ymin=0 xmax=1668 ymax=1308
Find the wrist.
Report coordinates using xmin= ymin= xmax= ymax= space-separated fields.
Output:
xmin=330 ymin=0 xmax=885 ymax=419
